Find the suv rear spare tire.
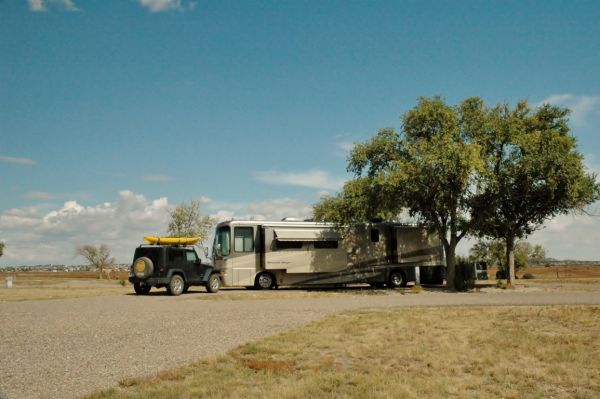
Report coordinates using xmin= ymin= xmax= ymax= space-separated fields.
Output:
xmin=133 ymin=257 xmax=153 ymax=279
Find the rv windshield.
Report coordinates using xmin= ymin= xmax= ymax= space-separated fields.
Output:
xmin=213 ymin=226 xmax=231 ymax=257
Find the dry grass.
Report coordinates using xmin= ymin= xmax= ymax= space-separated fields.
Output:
xmin=0 ymin=271 xmax=130 ymax=301
xmin=487 ymin=265 xmax=600 ymax=280
xmin=85 ymin=305 xmax=600 ymax=399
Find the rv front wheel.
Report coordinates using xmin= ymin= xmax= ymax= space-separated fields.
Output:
xmin=255 ymin=272 xmax=275 ymax=289
xmin=388 ymin=270 xmax=406 ymax=289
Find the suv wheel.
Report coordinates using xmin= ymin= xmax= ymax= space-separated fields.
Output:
xmin=206 ymin=274 xmax=221 ymax=293
xmin=167 ymin=275 xmax=185 ymax=296
xmin=133 ymin=282 xmax=151 ymax=295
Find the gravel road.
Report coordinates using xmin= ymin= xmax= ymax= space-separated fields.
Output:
xmin=1 ymin=289 xmax=599 ymax=399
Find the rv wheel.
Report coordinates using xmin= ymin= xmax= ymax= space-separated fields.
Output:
xmin=388 ymin=270 xmax=406 ymax=288
xmin=255 ymin=272 xmax=275 ymax=289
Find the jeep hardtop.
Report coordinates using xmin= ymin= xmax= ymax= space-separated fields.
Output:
xmin=129 ymin=244 xmax=221 ymax=295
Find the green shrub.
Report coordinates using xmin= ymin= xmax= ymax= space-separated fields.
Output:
xmin=454 ymin=259 xmax=476 ymax=291
xmin=522 ymin=273 xmax=535 ymax=279
xmin=118 ymin=279 xmax=126 ymax=286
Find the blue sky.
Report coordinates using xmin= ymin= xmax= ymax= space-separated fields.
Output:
xmin=1 ymin=0 xmax=599 ymax=265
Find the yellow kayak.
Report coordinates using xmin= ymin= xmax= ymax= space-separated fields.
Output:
xmin=144 ymin=236 xmax=200 ymax=245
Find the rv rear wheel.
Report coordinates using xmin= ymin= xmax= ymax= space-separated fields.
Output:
xmin=255 ymin=272 xmax=275 ymax=289
xmin=388 ymin=270 xmax=406 ymax=288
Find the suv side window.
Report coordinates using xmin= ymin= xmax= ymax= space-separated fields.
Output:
xmin=186 ymin=250 xmax=198 ymax=263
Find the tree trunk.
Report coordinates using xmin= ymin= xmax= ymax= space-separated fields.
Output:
xmin=506 ymin=236 xmax=516 ymax=286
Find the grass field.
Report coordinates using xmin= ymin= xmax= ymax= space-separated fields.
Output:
xmin=0 ymin=271 xmax=131 ymax=301
xmin=1 ymin=265 xmax=599 ymax=301
xmin=85 ymin=305 xmax=600 ymax=399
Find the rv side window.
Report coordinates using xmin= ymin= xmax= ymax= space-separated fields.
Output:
xmin=234 ymin=227 xmax=254 ymax=252
xmin=370 ymin=229 xmax=380 ymax=243
xmin=314 ymin=240 xmax=338 ymax=249
xmin=275 ymin=241 xmax=303 ymax=250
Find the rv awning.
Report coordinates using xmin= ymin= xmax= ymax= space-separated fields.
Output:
xmin=273 ymin=229 xmax=340 ymax=241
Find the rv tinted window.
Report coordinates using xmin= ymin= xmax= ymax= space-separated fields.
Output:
xmin=215 ymin=226 xmax=231 ymax=257
xmin=275 ymin=241 xmax=303 ymax=250
xmin=370 ymin=229 xmax=380 ymax=243
xmin=314 ymin=240 xmax=338 ymax=249
xmin=234 ymin=227 xmax=254 ymax=252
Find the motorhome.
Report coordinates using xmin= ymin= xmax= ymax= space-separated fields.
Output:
xmin=212 ymin=219 xmax=446 ymax=289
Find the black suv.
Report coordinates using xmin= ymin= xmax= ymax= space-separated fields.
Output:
xmin=129 ymin=244 xmax=221 ymax=296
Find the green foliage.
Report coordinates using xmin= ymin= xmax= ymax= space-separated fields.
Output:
xmin=314 ymin=96 xmax=598 ymax=291
xmin=522 ymin=273 xmax=535 ymax=279
xmin=168 ymin=200 xmax=216 ymax=242
xmin=316 ymin=97 xmax=486 ymax=290
xmin=472 ymin=101 xmax=599 ymax=283
xmin=530 ymin=245 xmax=546 ymax=265
xmin=75 ymin=244 xmax=115 ymax=277
xmin=469 ymin=239 xmax=545 ymax=272
xmin=118 ymin=279 xmax=126 ymax=286
xmin=0 ymin=241 xmax=4 ymax=258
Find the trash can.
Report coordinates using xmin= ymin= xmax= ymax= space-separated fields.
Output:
xmin=5 ymin=276 xmax=13 ymax=288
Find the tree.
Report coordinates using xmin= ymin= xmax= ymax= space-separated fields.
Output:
xmin=472 ymin=101 xmax=599 ymax=285
xmin=75 ymin=244 xmax=115 ymax=278
xmin=0 ymin=241 xmax=4 ymax=258
xmin=168 ymin=200 xmax=215 ymax=242
xmin=470 ymin=239 xmax=546 ymax=273
xmin=315 ymin=97 xmax=485 ymax=290
xmin=530 ymin=245 xmax=546 ymax=265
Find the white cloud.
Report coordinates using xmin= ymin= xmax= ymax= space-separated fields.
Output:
xmin=536 ymin=94 xmax=600 ymax=127
xmin=138 ymin=0 xmax=187 ymax=12
xmin=27 ymin=0 xmax=45 ymax=12
xmin=457 ymin=209 xmax=600 ymax=261
xmin=207 ymin=198 xmax=313 ymax=222
xmin=0 ymin=156 xmax=36 ymax=165
xmin=527 ymin=211 xmax=600 ymax=260
xmin=143 ymin=174 xmax=172 ymax=182
xmin=253 ymin=170 xmax=345 ymax=190
xmin=0 ymin=190 xmax=170 ymax=266
xmin=27 ymin=0 xmax=79 ymax=12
